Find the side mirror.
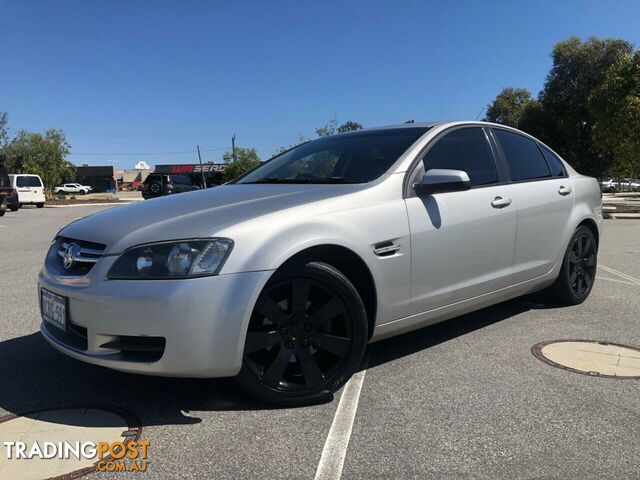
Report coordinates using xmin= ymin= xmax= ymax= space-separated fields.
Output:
xmin=413 ymin=169 xmax=471 ymax=196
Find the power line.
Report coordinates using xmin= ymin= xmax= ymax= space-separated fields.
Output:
xmin=68 ymin=147 xmax=274 ymax=156
xmin=68 ymin=148 xmax=227 ymax=156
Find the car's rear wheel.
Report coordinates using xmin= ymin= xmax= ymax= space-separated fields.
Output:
xmin=149 ymin=182 xmax=162 ymax=195
xmin=36 ymin=203 xmax=44 ymax=208
xmin=9 ymin=205 xmax=18 ymax=212
xmin=548 ymin=225 xmax=597 ymax=305
xmin=236 ymin=261 xmax=368 ymax=406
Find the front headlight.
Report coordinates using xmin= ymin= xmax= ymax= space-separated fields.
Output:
xmin=107 ymin=239 xmax=233 ymax=279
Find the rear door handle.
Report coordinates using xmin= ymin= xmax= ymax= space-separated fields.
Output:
xmin=558 ymin=185 xmax=572 ymax=196
xmin=491 ymin=196 xmax=512 ymax=209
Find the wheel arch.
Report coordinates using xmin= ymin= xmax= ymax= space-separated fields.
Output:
xmin=577 ymin=218 xmax=599 ymax=246
xmin=275 ymin=244 xmax=378 ymax=339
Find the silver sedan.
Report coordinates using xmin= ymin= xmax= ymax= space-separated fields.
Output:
xmin=38 ymin=121 xmax=602 ymax=405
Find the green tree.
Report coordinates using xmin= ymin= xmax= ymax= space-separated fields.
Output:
xmin=538 ymin=36 xmax=633 ymax=176
xmin=484 ymin=88 xmax=535 ymax=127
xmin=315 ymin=116 xmax=338 ymax=137
xmin=589 ymin=51 xmax=640 ymax=177
xmin=337 ymin=121 xmax=363 ymax=133
xmin=222 ymin=146 xmax=261 ymax=182
xmin=5 ymin=129 xmax=74 ymax=195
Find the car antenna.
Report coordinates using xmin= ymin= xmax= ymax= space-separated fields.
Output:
xmin=404 ymin=119 xmax=414 ymax=124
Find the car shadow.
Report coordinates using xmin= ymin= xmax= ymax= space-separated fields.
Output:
xmin=364 ymin=293 xmax=555 ymax=370
xmin=0 ymin=293 xmax=557 ymax=425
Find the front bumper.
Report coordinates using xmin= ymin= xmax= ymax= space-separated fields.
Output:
xmin=39 ymin=260 xmax=272 ymax=378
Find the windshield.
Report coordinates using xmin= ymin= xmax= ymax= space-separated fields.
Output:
xmin=236 ymin=127 xmax=429 ymax=184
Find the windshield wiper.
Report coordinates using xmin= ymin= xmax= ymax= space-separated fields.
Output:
xmin=311 ymin=177 xmax=359 ymax=184
xmin=245 ymin=177 xmax=359 ymax=184
xmin=245 ymin=177 xmax=312 ymax=184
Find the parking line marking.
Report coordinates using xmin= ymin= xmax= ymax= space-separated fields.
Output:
xmin=598 ymin=276 xmax=639 ymax=287
xmin=314 ymin=358 xmax=368 ymax=480
xmin=598 ymin=264 xmax=640 ymax=286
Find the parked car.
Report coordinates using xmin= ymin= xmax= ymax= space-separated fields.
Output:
xmin=141 ymin=174 xmax=200 ymax=199
xmin=8 ymin=174 xmax=46 ymax=208
xmin=55 ymin=183 xmax=93 ymax=195
xmin=0 ymin=163 xmax=10 ymax=216
xmin=2 ymin=188 xmax=19 ymax=212
xmin=599 ymin=178 xmax=640 ymax=192
xmin=39 ymin=121 xmax=601 ymax=406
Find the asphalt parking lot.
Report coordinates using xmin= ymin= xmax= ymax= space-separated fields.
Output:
xmin=1 ymin=205 xmax=639 ymax=479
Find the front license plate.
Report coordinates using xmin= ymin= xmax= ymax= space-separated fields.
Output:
xmin=41 ymin=289 xmax=67 ymax=331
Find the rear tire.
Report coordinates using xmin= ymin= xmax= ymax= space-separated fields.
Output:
xmin=36 ymin=203 xmax=45 ymax=209
xmin=236 ymin=261 xmax=368 ymax=406
xmin=9 ymin=205 xmax=18 ymax=212
xmin=0 ymin=209 xmax=5 ymax=217
xmin=546 ymin=225 xmax=597 ymax=305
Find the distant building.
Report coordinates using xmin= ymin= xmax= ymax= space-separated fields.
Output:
xmin=120 ymin=168 xmax=153 ymax=191
xmin=76 ymin=165 xmax=116 ymax=192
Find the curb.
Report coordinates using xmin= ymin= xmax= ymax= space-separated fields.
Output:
xmin=604 ymin=213 xmax=640 ymax=220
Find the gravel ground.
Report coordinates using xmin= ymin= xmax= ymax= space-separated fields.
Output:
xmin=0 ymin=205 xmax=638 ymax=479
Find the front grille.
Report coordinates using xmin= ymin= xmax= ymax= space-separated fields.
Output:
xmin=49 ymin=237 xmax=106 ymax=276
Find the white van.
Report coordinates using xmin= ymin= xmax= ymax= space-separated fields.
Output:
xmin=9 ymin=174 xmax=46 ymax=208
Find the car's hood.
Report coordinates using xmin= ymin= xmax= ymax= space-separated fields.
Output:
xmin=59 ymin=184 xmax=364 ymax=253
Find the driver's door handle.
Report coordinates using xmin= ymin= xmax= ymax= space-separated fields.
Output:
xmin=491 ymin=196 xmax=512 ymax=209
xmin=558 ymin=185 xmax=572 ymax=196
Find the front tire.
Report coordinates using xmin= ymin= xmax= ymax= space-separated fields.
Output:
xmin=547 ymin=225 xmax=598 ymax=305
xmin=36 ymin=203 xmax=45 ymax=208
xmin=236 ymin=262 xmax=368 ymax=406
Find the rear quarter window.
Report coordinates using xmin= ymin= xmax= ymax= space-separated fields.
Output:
xmin=540 ymin=145 xmax=566 ymax=177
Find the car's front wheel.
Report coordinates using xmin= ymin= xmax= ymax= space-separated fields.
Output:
xmin=548 ymin=225 xmax=598 ymax=305
xmin=236 ymin=261 xmax=368 ymax=406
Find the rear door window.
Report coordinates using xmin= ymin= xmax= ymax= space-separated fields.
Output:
xmin=492 ymin=129 xmax=551 ymax=182
xmin=421 ymin=127 xmax=498 ymax=187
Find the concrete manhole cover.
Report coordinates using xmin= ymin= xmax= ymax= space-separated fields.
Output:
xmin=0 ymin=407 xmax=142 ymax=480
xmin=532 ymin=340 xmax=640 ymax=378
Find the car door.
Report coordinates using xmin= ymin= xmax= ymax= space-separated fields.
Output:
xmin=490 ymin=129 xmax=574 ymax=283
xmin=405 ymin=126 xmax=518 ymax=313
xmin=15 ymin=176 xmax=35 ymax=203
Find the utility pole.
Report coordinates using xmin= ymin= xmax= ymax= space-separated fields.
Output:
xmin=231 ymin=134 xmax=236 ymax=162
xmin=196 ymin=145 xmax=206 ymax=189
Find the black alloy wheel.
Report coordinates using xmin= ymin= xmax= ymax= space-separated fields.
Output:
xmin=236 ymin=262 xmax=368 ymax=406
xmin=549 ymin=225 xmax=598 ymax=305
